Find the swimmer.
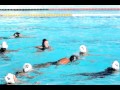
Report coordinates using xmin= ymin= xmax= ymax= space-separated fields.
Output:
xmin=11 ymin=32 xmax=33 ymax=38
xmin=72 ymin=60 xmax=119 ymax=79
xmin=15 ymin=63 xmax=42 ymax=79
xmin=79 ymin=45 xmax=88 ymax=56
xmin=0 ymin=41 xmax=19 ymax=54
xmin=4 ymin=73 xmax=18 ymax=85
xmin=33 ymin=55 xmax=80 ymax=68
xmin=0 ymin=32 xmax=22 ymax=40
xmin=35 ymin=39 xmax=52 ymax=51
xmin=0 ymin=32 xmax=34 ymax=40
xmin=0 ymin=41 xmax=8 ymax=53
xmin=12 ymin=32 xmax=22 ymax=38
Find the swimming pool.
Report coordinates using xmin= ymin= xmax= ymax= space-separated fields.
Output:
xmin=0 ymin=10 xmax=120 ymax=85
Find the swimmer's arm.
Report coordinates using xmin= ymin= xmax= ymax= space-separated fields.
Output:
xmin=47 ymin=46 xmax=53 ymax=51
xmin=32 ymin=70 xmax=43 ymax=75
xmin=20 ymin=35 xmax=35 ymax=38
xmin=6 ymin=49 xmax=20 ymax=52
xmin=24 ymin=74 xmax=36 ymax=79
xmin=86 ymin=53 xmax=113 ymax=57
xmin=10 ymin=36 xmax=16 ymax=39
xmin=35 ymin=46 xmax=43 ymax=49
xmin=0 ymin=37 xmax=12 ymax=39
xmin=33 ymin=62 xmax=52 ymax=68
xmin=0 ymin=37 xmax=3 ymax=39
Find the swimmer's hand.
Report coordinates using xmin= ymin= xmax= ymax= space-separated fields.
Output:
xmin=33 ymin=70 xmax=43 ymax=75
xmin=21 ymin=36 xmax=36 ymax=38
xmin=47 ymin=46 xmax=53 ymax=51
xmin=11 ymin=36 xmax=14 ymax=38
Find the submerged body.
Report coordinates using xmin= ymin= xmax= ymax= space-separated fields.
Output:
xmin=76 ymin=67 xmax=117 ymax=79
xmin=0 ymin=32 xmax=33 ymax=40
xmin=72 ymin=61 xmax=119 ymax=79
xmin=33 ymin=55 xmax=79 ymax=68
xmin=15 ymin=63 xmax=42 ymax=79
xmin=0 ymin=48 xmax=19 ymax=54
xmin=0 ymin=42 xmax=19 ymax=54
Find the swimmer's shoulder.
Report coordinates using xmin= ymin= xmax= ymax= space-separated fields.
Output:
xmin=105 ymin=67 xmax=115 ymax=72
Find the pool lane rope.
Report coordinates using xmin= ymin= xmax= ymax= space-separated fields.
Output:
xmin=1 ymin=8 xmax=120 ymax=11
xmin=1 ymin=14 xmax=120 ymax=17
xmin=0 ymin=14 xmax=72 ymax=17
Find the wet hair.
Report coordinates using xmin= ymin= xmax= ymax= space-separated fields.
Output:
xmin=13 ymin=32 xmax=20 ymax=38
xmin=23 ymin=68 xmax=25 ymax=73
xmin=42 ymin=39 xmax=47 ymax=48
xmin=69 ymin=55 xmax=78 ymax=62
xmin=105 ymin=67 xmax=116 ymax=72
xmin=80 ymin=52 xmax=84 ymax=55
xmin=0 ymin=48 xmax=6 ymax=52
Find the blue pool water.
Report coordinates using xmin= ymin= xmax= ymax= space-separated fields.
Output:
xmin=0 ymin=10 xmax=120 ymax=85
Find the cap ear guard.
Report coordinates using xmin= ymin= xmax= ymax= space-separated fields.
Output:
xmin=5 ymin=73 xmax=15 ymax=84
xmin=23 ymin=63 xmax=33 ymax=73
xmin=80 ymin=45 xmax=87 ymax=53
xmin=112 ymin=60 xmax=119 ymax=71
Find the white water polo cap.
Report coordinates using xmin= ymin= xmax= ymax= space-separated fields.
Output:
xmin=23 ymin=63 xmax=33 ymax=73
xmin=80 ymin=45 xmax=87 ymax=53
xmin=1 ymin=41 xmax=8 ymax=49
xmin=112 ymin=60 xmax=119 ymax=71
xmin=5 ymin=73 xmax=15 ymax=84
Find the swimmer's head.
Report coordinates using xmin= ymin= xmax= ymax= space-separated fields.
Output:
xmin=43 ymin=39 xmax=47 ymax=42
xmin=112 ymin=60 xmax=119 ymax=71
xmin=23 ymin=63 xmax=33 ymax=73
xmin=13 ymin=32 xmax=20 ymax=37
xmin=42 ymin=39 xmax=48 ymax=47
xmin=69 ymin=55 xmax=78 ymax=62
xmin=1 ymin=41 xmax=8 ymax=49
xmin=5 ymin=73 xmax=16 ymax=84
xmin=79 ymin=45 xmax=87 ymax=53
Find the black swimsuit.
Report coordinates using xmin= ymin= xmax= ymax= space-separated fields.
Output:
xmin=76 ymin=67 xmax=116 ymax=79
xmin=40 ymin=45 xmax=49 ymax=51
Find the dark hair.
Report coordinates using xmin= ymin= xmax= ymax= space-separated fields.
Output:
xmin=105 ymin=67 xmax=116 ymax=72
xmin=23 ymin=69 xmax=25 ymax=73
xmin=69 ymin=55 xmax=78 ymax=62
xmin=0 ymin=48 xmax=6 ymax=52
xmin=13 ymin=32 xmax=20 ymax=37
xmin=42 ymin=39 xmax=47 ymax=47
